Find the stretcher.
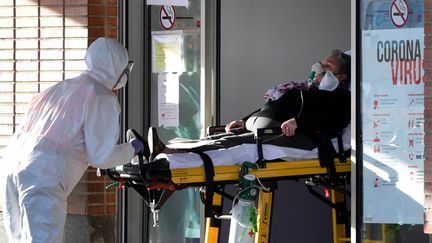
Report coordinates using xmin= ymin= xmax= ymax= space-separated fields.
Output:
xmin=100 ymin=127 xmax=352 ymax=243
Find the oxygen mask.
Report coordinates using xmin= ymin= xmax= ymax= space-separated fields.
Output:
xmin=308 ymin=62 xmax=324 ymax=86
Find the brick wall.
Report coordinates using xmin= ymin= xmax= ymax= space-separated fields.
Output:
xmin=0 ymin=0 xmax=120 ymax=216
xmin=68 ymin=0 xmax=120 ymax=216
xmin=88 ymin=0 xmax=118 ymax=43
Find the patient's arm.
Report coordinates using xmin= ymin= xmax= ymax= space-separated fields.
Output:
xmin=225 ymin=108 xmax=261 ymax=133
xmin=225 ymin=120 xmax=245 ymax=133
xmin=280 ymin=118 xmax=297 ymax=137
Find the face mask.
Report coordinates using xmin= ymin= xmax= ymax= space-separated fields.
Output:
xmin=112 ymin=61 xmax=134 ymax=90
xmin=112 ymin=75 xmax=127 ymax=90
xmin=308 ymin=62 xmax=324 ymax=86
xmin=318 ymin=71 xmax=339 ymax=91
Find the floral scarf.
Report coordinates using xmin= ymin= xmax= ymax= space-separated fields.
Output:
xmin=263 ymin=80 xmax=312 ymax=102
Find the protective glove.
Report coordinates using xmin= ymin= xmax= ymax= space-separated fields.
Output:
xmin=130 ymin=138 xmax=145 ymax=156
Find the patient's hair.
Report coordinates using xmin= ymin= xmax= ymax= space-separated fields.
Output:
xmin=331 ymin=49 xmax=351 ymax=83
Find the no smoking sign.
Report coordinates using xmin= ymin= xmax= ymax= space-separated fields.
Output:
xmin=160 ymin=5 xmax=176 ymax=30
xmin=390 ymin=0 xmax=409 ymax=28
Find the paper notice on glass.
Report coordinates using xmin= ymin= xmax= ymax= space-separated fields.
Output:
xmin=152 ymin=31 xmax=185 ymax=73
xmin=158 ymin=73 xmax=179 ymax=127
xmin=147 ymin=0 xmax=188 ymax=7
xmin=361 ymin=28 xmax=424 ymax=224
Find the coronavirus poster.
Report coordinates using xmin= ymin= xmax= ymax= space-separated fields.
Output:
xmin=362 ymin=27 xmax=424 ymax=224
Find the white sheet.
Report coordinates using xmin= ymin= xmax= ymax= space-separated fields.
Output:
xmin=155 ymin=124 xmax=351 ymax=169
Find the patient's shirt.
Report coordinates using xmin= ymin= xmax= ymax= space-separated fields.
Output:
xmin=158 ymin=83 xmax=351 ymax=169
xmin=257 ymin=89 xmax=303 ymax=123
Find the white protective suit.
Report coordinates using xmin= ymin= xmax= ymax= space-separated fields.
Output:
xmin=0 ymin=37 xmax=135 ymax=243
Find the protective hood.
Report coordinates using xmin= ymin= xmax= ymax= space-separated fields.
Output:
xmin=85 ymin=37 xmax=129 ymax=90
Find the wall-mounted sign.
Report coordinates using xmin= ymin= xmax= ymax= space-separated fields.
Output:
xmin=158 ymin=73 xmax=179 ymax=128
xmin=160 ymin=5 xmax=176 ymax=30
xmin=390 ymin=0 xmax=409 ymax=28
xmin=362 ymin=27 xmax=424 ymax=224
xmin=151 ymin=31 xmax=185 ymax=73
xmin=148 ymin=0 xmax=188 ymax=7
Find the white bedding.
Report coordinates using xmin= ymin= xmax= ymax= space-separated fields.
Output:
xmin=155 ymin=125 xmax=351 ymax=169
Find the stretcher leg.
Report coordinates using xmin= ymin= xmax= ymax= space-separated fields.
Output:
xmin=331 ymin=189 xmax=350 ymax=243
xmin=205 ymin=192 xmax=223 ymax=243
xmin=255 ymin=190 xmax=273 ymax=243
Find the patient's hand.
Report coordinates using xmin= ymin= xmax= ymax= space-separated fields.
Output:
xmin=225 ymin=120 xmax=245 ymax=133
xmin=281 ymin=118 xmax=297 ymax=137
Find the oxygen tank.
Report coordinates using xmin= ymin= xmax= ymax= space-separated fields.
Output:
xmin=229 ymin=162 xmax=259 ymax=243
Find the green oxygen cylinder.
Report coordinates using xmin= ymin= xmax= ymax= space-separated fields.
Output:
xmin=231 ymin=162 xmax=259 ymax=232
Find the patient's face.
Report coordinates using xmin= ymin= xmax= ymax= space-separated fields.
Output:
xmin=313 ymin=54 xmax=344 ymax=83
xmin=321 ymin=54 xmax=342 ymax=73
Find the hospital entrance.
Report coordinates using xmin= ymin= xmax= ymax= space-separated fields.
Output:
xmin=0 ymin=0 xmax=430 ymax=242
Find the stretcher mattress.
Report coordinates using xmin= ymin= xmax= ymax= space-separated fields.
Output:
xmin=153 ymin=125 xmax=351 ymax=170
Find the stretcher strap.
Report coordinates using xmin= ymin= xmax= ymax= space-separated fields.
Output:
xmin=314 ymin=132 xmax=337 ymax=178
xmin=256 ymin=130 xmax=265 ymax=168
xmin=254 ymin=128 xmax=283 ymax=168
xmin=194 ymin=151 xmax=215 ymax=217
xmin=336 ymin=132 xmax=347 ymax=163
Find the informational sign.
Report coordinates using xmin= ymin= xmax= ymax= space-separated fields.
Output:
xmin=160 ymin=5 xmax=176 ymax=30
xmin=362 ymin=27 xmax=424 ymax=224
xmin=147 ymin=0 xmax=188 ymax=7
xmin=390 ymin=0 xmax=410 ymax=28
xmin=151 ymin=31 xmax=185 ymax=73
xmin=158 ymin=73 xmax=179 ymax=127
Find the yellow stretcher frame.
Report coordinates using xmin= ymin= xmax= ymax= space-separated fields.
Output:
xmin=170 ymin=159 xmax=350 ymax=184
xmin=168 ymin=158 xmax=351 ymax=243
xmin=105 ymin=127 xmax=355 ymax=242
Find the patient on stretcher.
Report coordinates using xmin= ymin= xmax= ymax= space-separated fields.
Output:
xmin=139 ymin=49 xmax=351 ymax=169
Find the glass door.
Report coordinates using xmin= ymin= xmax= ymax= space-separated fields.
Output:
xmin=358 ymin=0 xmax=427 ymax=242
xmin=149 ymin=3 xmax=202 ymax=141
xmin=146 ymin=1 xmax=216 ymax=242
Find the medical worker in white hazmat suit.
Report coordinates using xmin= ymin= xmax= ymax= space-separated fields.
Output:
xmin=0 ymin=37 xmax=145 ymax=243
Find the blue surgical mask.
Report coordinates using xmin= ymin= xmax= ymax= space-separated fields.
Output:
xmin=318 ymin=71 xmax=339 ymax=91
